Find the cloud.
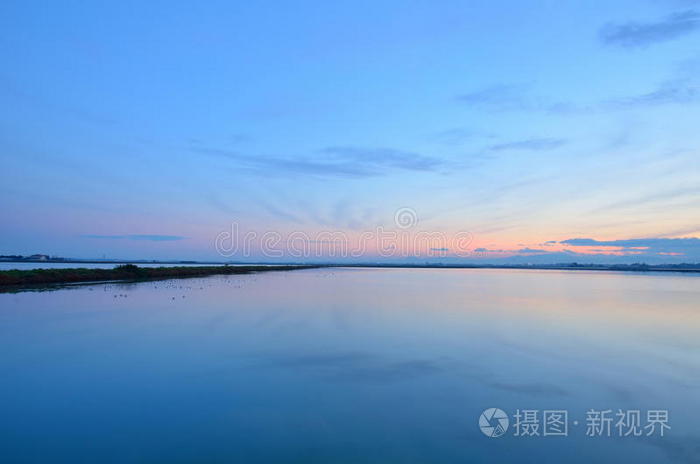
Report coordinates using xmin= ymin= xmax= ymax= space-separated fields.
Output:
xmin=430 ymin=127 xmax=493 ymax=145
xmin=253 ymin=351 xmax=444 ymax=384
xmin=257 ymin=199 xmax=304 ymax=224
xmin=83 ymin=234 xmax=186 ymax=241
xmin=455 ymin=83 xmax=578 ymax=114
xmin=472 ymin=236 xmax=700 ymax=263
xmin=230 ymin=133 xmax=250 ymax=144
xmin=610 ymin=79 xmax=700 ymax=106
xmin=596 ymin=186 xmax=700 ymax=211
xmin=549 ymin=57 xmax=700 ymax=112
xmin=516 ymin=248 xmax=547 ymax=253
xmin=656 ymin=226 xmax=700 ymax=237
xmin=194 ymin=146 xmax=446 ymax=179
xmin=320 ymin=146 xmax=442 ymax=172
xmin=659 ymin=0 xmax=700 ymax=6
xmin=455 ymin=84 xmax=532 ymax=111
xmin=606 ymin=55 xmax=700 ymax=108
xmin=488 ymin=138 xmax=567 ymax=152
xmin=600 ymin=10 xmax=700 ymax=47
xmin=560 ymin=237 xmax=700 ymax=255
xmin=546 ymin=79 xmax=700 ymax=114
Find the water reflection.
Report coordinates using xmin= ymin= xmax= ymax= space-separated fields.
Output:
xmin=0 ymin=268 xmax=698 ymax=463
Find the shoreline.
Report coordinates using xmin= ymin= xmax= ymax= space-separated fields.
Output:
xmin=3 ymin=260 xmax=700 ymax=274
xmin=0 ymin=264 xmax=319 ymax=291
xmin=341 ymin=263 xmax=700 ymax=273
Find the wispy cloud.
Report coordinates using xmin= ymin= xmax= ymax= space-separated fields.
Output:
xmin=517 ymin=248 xmax=547 ymax=254
xmin=560 ymin=237 xmax=700 ymax=255
xmin=455 ymin=84 xmax=532 ymax=111
xmin=474 ymin=247 xmax=506 ymax=253
xmin=454 ymin=84 xmax=575 ymax=114
xmin=474 ymin=236 xmax=700 ymax=262
xmin=548 ymin=79 xmax=700 ymax=113
xmin=254 ymin=351 xmax=444 ymax=384
xmin=600 ymin=10 xmax=700 ymax=47
xmin=655 ymin=226 xmax=700 ymax=238
xmin=257 ymin=200 xmax=304 ymax=224
xmin=430 ymin=127 xmax=493 ymax=145
xmin=456 ymin=58 xmax=700 ymax=119
xmin=320 ymin=146 xmax=442 ymax=172
xmin=195 ymin=145 xmax=447 ymax=179
xmin=489 ymin=138 xmax=567 ymax=152
xmin=607 ymin=55 xmax=700 ymax=108
xmin=610 ymin=78 xmax=700 ymax=106
xmin=196 ymin=147 xmax=373 ymax=178
xmin=596 ymin=186 xmax=700 ymax=211
xmin=83 ymin=234 xmax=186 ymax=241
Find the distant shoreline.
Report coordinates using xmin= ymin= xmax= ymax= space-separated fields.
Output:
xmin=341 ymin=263 xmax=700 ymax=273
xmin=0 ymin=264 xmax=319 ymax=290
xmin=2 ymin=259 xmax=700 ymax=273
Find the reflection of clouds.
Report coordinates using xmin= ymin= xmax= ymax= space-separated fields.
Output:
xmin=485 ymin=382 xmax=568 ymax=397
xmin=457 ymin=339 xmax=650 ymax=403
xmin=449 ymin=359 xmax=574 ymax=398
xmin=253 ymin=350 xmax=577 ymax=397
xmin=251 ymin=351 xmax=444 ymax=384
xmin=644 ymin=435 xmax=700 ymax=464
xmin=603 ymin=384 xmax=641 ymax=405
xmin=488 ymin=138 xmax=567 ymax=152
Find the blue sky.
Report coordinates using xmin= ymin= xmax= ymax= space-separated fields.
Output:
xmin=1 ymin=0 xmax=699 ymax=262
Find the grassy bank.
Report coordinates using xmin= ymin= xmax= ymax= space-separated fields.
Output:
xmin=0 ymin=264 xmax=317 ymax=288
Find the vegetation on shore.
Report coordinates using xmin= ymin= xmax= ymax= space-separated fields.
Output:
xmin=0 ymin=264 xmax=317 ymax=288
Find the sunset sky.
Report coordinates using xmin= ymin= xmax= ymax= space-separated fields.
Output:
xmin=2 ymin=1 xmax=699 ymax=263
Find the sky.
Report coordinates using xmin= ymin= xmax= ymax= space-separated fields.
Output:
xmin=1 ymin=0 xmax=699 ymax=263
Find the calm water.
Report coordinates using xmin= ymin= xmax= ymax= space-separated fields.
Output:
xmin=0 ymin=268 xmax=698 ymax=463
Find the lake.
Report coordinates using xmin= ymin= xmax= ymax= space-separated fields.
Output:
xmin=0 ymin=268 xmax=698 ymax=463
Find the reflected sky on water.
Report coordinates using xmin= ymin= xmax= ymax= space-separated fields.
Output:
xmin=0 ymin=268 xmax=698 ymax=463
